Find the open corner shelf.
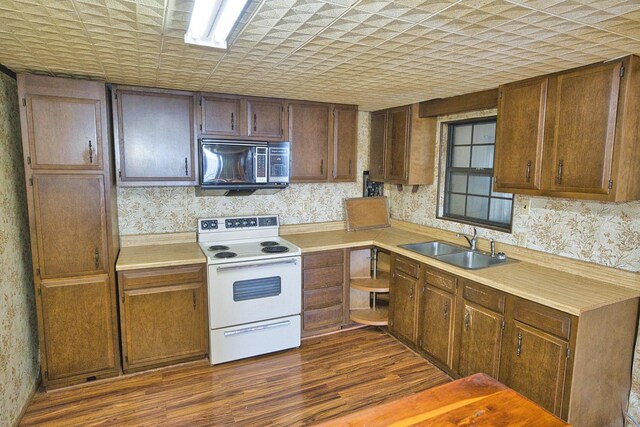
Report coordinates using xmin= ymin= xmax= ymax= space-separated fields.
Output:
xmin=350 ymin=306 xmax=389 ymax=326
xmin=350 ymin=270 xmax=390 ymax=293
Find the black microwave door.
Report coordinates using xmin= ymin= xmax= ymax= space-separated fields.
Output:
xmin=201 ymin=144 xmax=255 ymax=184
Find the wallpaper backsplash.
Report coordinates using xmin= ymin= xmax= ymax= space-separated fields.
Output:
xmin=117 ymin=112 xmax=371 ymax=234
xmin=0 ymin=72 xmax=38 ymax=426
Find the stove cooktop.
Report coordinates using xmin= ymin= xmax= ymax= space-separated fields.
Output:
xmin=200 ymin=237 xmax=301 ymax=264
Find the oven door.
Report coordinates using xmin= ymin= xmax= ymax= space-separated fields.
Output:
xmin=208 ymin=256 xmax=301 ymax=329
xmin=201 ymin=142 xmax=255 ymax=185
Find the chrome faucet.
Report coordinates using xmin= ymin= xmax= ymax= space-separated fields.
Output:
xmin=457 ymin=227 xmax=478 ymax=251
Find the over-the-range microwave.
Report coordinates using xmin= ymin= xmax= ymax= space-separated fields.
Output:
xmin=198 ymin=139 xmax=290 ymax=196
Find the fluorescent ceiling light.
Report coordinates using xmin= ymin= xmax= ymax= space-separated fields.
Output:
xmin=184 ymin=0 xmax=249 ymax=49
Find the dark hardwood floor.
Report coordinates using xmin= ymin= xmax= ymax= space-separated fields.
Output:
xmin=20 ymin=327 xmax=451 ymax=426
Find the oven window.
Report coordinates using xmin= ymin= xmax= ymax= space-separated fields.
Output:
xmin=233 ymin=277 xmax=282 ymax=301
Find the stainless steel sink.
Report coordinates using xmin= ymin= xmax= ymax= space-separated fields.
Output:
xmin=436 ymin=250 xmax=509 ymax=270
xmin=399 ymin=241 xmax=467 ymax=257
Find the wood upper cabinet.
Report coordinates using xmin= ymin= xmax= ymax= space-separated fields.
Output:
xmin=288 ymin=101 xmax=330 ymax=182
xmin=386 ymin=106 xmax=410 ymax=181
xmin=369 ymin=104 xmax=435 ymax=186
xmin=495 ymin=55 xmax=640 ymax=201
xmin=388 ymin=255 xmax=419 ymax=344
xmin=247 ymin=97 xmax=285 ymax=139
xmin=494 ymin=78 xmax=547 ymax=191
xmin=302 ymin=250 xmax=346 ymax=337
xmin=119 ymin=264 xmax=208 ymax=373
xmin=18 ymin=75 xmax=105 ymax=170
xmin=456 ymin=281 xmax=506 ymax=379
xmin=201 ymin=96 xmax=241 ymax=136
xmin=548 ymin=62 xmax=621 ymax=195
xmin=332 ymin=104 xmax=358 ymax=181
xmin=40 ymin=275 xmax=117 ymax=382
xmin=32 ymin=174 xmax=108 ymax=279
xmin=113 ymin=86 xmax=196 ymax=186
xmin=369 ymin=111 xmax=387 ymax=181
xmin=499 ymin=298 xmax=574 ymax=418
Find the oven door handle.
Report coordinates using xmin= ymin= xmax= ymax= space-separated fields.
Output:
xmin=216 ymin=259 xmax=298 ymax=272
xmin=223 ymin=320 xmax=291 ymax=336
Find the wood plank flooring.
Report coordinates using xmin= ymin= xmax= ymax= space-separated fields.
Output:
xmin=20 ymin=327 xmax=451 ymax=426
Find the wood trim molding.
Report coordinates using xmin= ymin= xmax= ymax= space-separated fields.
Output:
xmin=280 ymin=221 xmax=346 ymax=235
xmin=390 ymin=219 xmax=640 ymax=289
xmin=120 ymin=232 xmax=196 ymax=247
xmin=418 ymin=88 xmax=499 ymax=118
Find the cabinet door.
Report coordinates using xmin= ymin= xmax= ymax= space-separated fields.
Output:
xmin=369 ymin=111 xmax=387 ymax=181
xmin=201 ymin=96 xmax=241 ymax=136
xmin=549 ymin=61 xmax=621 ymax=194
xmin=458 ymin=301 xmax=504 ymax=378
xmin=499 ymin=320 xmax=568 ymax=416
xmin=116 ymin=88 xmax=195 ymax=184
xmin=32 ymin=174 xmax=108 ymax=279
xmin=389 ymin=271 xmax=418 ymax=344
xmin=247 ymin=98 xmax=284 ymax=139
xmin=288 ymin=101 xmax=330 ymax=182
xmin=385 ymin=106 xmax=410 ymax=181
xmin=332 ymin=105 xmax=358 ymax=181
xmin=418 ymin=285 xmax=455 ymax=368
xmin=40 ymin=275 xmax=116 ymax=381
xmin=25 ymin=94 xmax=103 ymax=170
xmin=123 ymin=283 xmax=207 ymax=370
xmin=495 ymin=78 xmax=547 ymax=191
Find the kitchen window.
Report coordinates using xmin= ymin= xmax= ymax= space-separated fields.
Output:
xmin=440 ymin=119 xmax=513 ymax=232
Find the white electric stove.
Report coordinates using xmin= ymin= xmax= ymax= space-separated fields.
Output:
xmin=197 ymin=215 xmax=301 ymax=365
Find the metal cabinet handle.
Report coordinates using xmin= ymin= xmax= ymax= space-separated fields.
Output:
xmin=320 ymin=159 xmax=324 ymax=175
xmin=516 ymin=332 xmax=522 ymax=356
xmin=88 ymin=140 xmax=93 ymax=164
xmin=464 ymin=309 xmax=470 ymax=331
xmin=253 ymin=113 xmax=257 ymax=131
xmin=231 ymin=112 xmax=234 ymax=130
xmin=94 ymin=248 xmax=99 ymax=269
xmin=443 ymin=301 xmax=449 ymax=318
xmin=192 ymin=290 xmax=196 ymax=310
xmin=409 ymin=285 xmax=413 ymax=300
xmin=184 ymin=157 xmax=188 ymax=176
xmin=348 ymin=159 xmax=352 ymax=175
xmin=525 ymin=160 xmax=531 ymax=182
xmin=556 ymin=160 xmax=563 ymax=184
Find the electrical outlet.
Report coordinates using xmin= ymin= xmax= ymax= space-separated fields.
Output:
xmin=518 ymin=197 xmax=531 ymax=215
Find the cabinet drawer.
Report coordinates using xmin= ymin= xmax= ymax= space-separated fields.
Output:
xmin=512 ymin=298 xmax=572 ymax=340
xmin=303 ymin=250 xmax=344 ymax=269
xmin=304 ymin=286 xmax=342 ymax=311
xmin=463 ymin=280 xmax=505 ymax=313
xmin=304 ymin=305 xmax=343 ymax=330
xmin=394 ymin=256 xmax=420 ymax=278
xmin=120 ymin=265 xmax=205 ymax=290
xmin=425 ymin=269 xmax=457 ymax=293
xmin=303 ymin=265 xmax=344 ymax=290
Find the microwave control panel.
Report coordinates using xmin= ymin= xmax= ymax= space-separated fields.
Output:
xmin=269 ymin=147 xmax=290 ymax=183
xmin=255 ymin=147 xmax=268 ymax=183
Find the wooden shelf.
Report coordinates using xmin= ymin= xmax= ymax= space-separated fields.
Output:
xmin=350 ymin=307 xmax=389 ymax=326
xmin=350 ymin=271 xmax=390 ymax=292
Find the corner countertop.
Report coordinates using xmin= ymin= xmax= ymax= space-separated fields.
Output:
xmin=116 ymin=242 xmax=206 ymax=271
xmin=283 ymin=227 xmax=639 ymax=316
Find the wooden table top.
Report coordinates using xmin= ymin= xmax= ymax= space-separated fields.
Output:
xmin=313 ymin=373 xmax=569 ymax=427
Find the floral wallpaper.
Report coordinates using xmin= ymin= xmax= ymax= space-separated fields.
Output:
xmin=0 ymin=72 xmax=39 ymax=426
xmin=117 ymin=111 xmax=371 ymax=234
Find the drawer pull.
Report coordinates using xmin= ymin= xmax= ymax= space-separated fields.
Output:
xmin=464 ymin=309 xmax=470 ymax=331
xmin=525 ymin=160 xmax=531 ymax=182
xmin=443 ymin=301 xmax=449 ymax=318
xmin=88 ymin=140 xmax=93 ymax=164
xmin=516 ymin=332 xmax=522 ymax=356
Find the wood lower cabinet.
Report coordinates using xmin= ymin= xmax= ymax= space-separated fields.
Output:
xmin=40 ymin=275 xmax=116 ymax=382
xmin=389 ymin=255 xmax=420 ymax=344
xmin=368 ymin=103 xmax=435 ymax=186
xmin=18 ymin=74 xmax=120 ymax=388
xmin=456 ymin=280 xmax=506 ymax=379
xmin=302 ymin=250 xmax=347 ymax=337
xmin=118 ymin=264 xmax=208 ymax=373
xmin=113 ymin=86 xmax=196 ymax=186
xmin=495 ymin=55 xmax=640 ymax=201
xmin=499 ymin=297 xmax=574 ymax=419
xmin=18 ymin=74 xmax=104 ymax=171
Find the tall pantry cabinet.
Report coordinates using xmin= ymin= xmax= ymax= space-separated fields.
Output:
xmin=17 ymin=74 xmax=121 ymax=388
